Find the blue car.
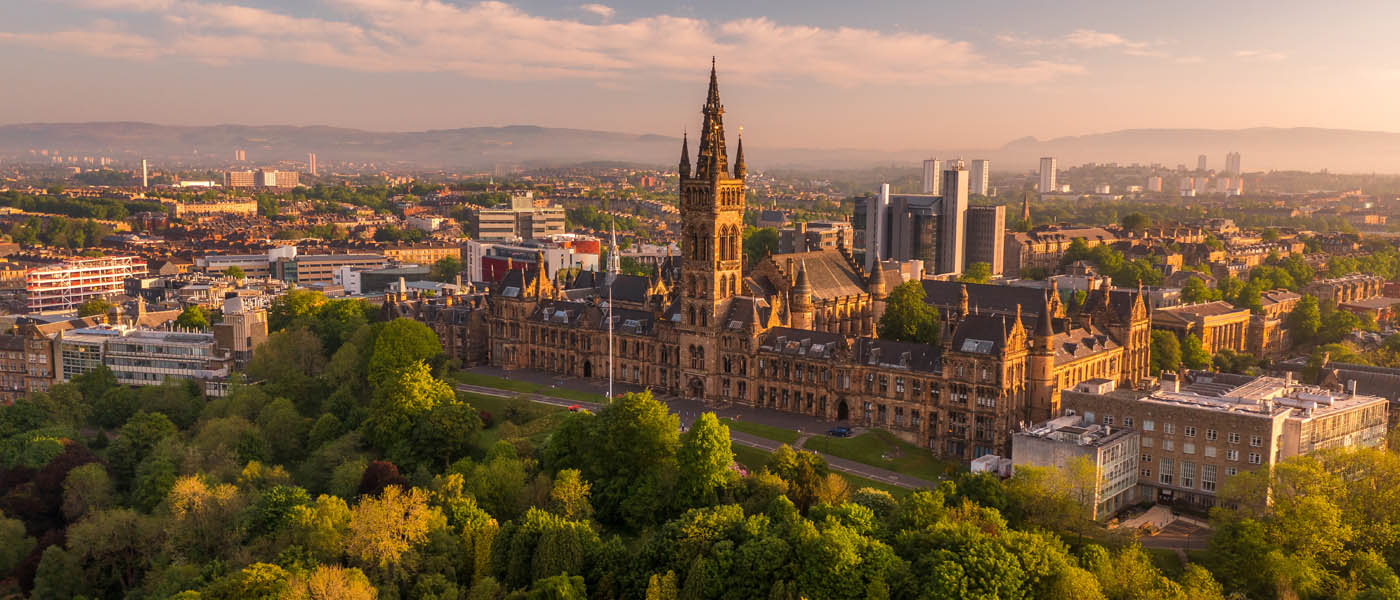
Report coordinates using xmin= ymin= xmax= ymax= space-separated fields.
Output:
xmin=827 ymin=426 xmax=852 ymax=437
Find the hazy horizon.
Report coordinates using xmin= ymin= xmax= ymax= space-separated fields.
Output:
xmin=4 ymin=0 xmax=1400 ymax=153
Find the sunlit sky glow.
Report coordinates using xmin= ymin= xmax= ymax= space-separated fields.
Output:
xmin=3 ymin=0 xmax=1398 ymax=151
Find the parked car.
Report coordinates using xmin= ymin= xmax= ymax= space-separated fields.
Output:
xmin=568 ymin=404 xmax=581 ymax=412
xmin=827 ymin=426 xmax=852 ymax=437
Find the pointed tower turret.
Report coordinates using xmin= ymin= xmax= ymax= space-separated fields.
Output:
xmin=678 ymin=130 xmax=691 ymax=179
xmin=791 ymin=261 xmax=814 ymax=330
xmin=734 ymin=129 xmax=746 ymax=179
xmin=606 ymin=216 xmax=621 ymax=283
xmin=1028 ymin=291 xmax=1058 ymax=421
xmin=869 ymin=263 xmax=887 ymax=300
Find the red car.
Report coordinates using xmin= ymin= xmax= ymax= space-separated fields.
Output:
xmin=568 ymin=404 xmax=581 ymax=412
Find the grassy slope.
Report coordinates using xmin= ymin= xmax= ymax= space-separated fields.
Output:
xmin=802 ymin=430 xmax=956 ymax=482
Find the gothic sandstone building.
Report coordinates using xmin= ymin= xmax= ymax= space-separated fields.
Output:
xmin=483 ymin=64 xmax=1151 ymax=462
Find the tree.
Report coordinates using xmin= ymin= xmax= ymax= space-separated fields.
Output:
xmin=676 ymin=412 xmax=735 ymax=508
xmin=742 ymin=227 xmax=779 ymax=264
xmin=224 ymin=265 xmax=246 ymax=279
xmin=364 ymin=360 xmax=456 ymax=459
xmin=1120 ymin=212 xmax=1151 ymax=232
xmin=1149 ymin=330 xmax=1181 ymax=375
xmin=548 ymin=469 xmax=594 ymax=521
xmin=107 ymin=411 xmax=177 ymax=486
xmin=1180 ymin=277 xmax=1218 ymax=304
xmin=269 ymin=288 xmax=328 ymax=332
xmin=367 ymin=318 xmax=443 ymax=390
xmin=66 ymin=508 xmax=165 ymax=594
xmin=174 ymin=305 xmax=210 ymax=330
xmin=412 ymin=400 xmax=482 ymax=468
xmin=31 ymin=545 xmax=85 ymax=600
xmin=430 ymin=256 xmax=463 ymax=283
xmin=1320 ymin=309 xmax=1362 ymax=345
xmin=283 ymin=565 xmax=377 ymax=600
xmin=959 ymin=262 xmax=992 ymax=284
xmin=877 ymin=280 xmax=941 ymax=345
xmin=1288 ymin=294 xmax=1321 ymax=345
xmin=345 ymin=485 xmax=436 ymax=578
xmin=0 ymin=513 xmax=35 ymax=575
xmin=1182 ymin=333 xmax=1212 ymax=370
xmin=247 ymin=327 xmax=326 ymax=412
xmin=78 ymin=297 xmax=114 ymax=317
xmin=62 ymin=462 xmax=114 ymax=521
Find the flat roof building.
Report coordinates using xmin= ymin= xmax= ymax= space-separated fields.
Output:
xmin=1012 ymin=408 xmax=1141 ymax=519
xmin=1061 ymin=372 xmax=1388 ymax=509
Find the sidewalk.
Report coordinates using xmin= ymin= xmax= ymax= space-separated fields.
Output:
xmin=458 ymin=366 xmax=939 ymax=490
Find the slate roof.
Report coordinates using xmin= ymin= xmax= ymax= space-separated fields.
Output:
xmin=566 ymin=271 xmax=656 ymax=304
xmin=1051 ymin=322 xmax=1121 ymax=363
xmin=757 ymin=327 xmax=848 ymax=359
xmin=922 ymin=280 xmax=1053 ymax=320
xmin=855 ymin=338 xmax=943 ymax=373
xmin=723 ymin=296 xmax=774 ymax=331
xmin=757 ymin=250 xmax=868 ymax=300
xmin=949 ymin=314 xmax=1018 ymax=355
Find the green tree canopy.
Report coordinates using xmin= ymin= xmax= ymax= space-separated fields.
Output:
xmin=877 ymin=280 xmax=941 ymax=345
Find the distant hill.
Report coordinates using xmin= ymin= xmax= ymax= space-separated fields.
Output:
xmin=988 ymin=127 xmax=1400 ymax=173
xmin=4 ymin=122 xmax=1400 ymax=173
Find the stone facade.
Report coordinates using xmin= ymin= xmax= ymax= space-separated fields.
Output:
xmin=1152 ymin=301 xmax=1251 ymax=354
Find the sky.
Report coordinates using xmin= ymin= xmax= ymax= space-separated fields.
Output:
xmin=3 ymin=0 xmax=1400 ymax=151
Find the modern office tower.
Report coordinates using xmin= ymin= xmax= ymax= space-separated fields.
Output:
xmin=1225 ymin=151 xmax=1241 ymax=175
xmin=224 ymin=170 xmax=255 ymax=187
xmin=308 ymin=152 xmax=317 ymax=176
xmin=1039 ymin=157 xmax=1056 ymax=193
xmin=141 ymin=159 xmax=148 ymax=187
xmin=864 ymin=184 xmax=891 ymax=272
xmin=965 ymin=205 xmax=1005 ymax=275
xmin=859 ymin=165 xmax=972 ymax=276
xmin=1197 ymin=154 xmax=1208 ymax=171
xmin=469 ymin=191 xmax=567 ymax=241
xmin=921 ymin=158 xmax=942 ymax=194
xmin=1147 ymin=175 xmax=1163 ymax=192
xmin=254 ymin=169 xmax=299 ymax=188
xmin=969 ymin=159 xmax=991 ymax=196
xmin=938 ymin=165 xmax=969 ymax=275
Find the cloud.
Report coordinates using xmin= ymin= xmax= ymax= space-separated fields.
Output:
xmin=1234 ymin=49 xmax=1287 ymax=61
xmin=1 ymin=0 xmax=1083 ymax=87
xmin=1063 ymin=29 xmax=1146 ymax=50
xmin=579 ymin=3 xmax=614 ymax=19
xmin=998 ymin=28 xmax=1168 ymax=58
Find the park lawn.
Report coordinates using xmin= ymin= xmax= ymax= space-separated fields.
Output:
xmin=728 ymin=442 xmax=910 ymax=498
xmin=452 ymin=370 xmax=609 ymax=404
xmin=802 ymin=429 xmax=956 ymax=483
xmin=719 ymin=418 xmax=800 ymax=444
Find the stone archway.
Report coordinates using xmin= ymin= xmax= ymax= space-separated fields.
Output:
xmin=583 ymin=361 xmax=593 ymax=378
xmin=836 ymin=399 xmax=850 ymax=421
xmin=689 ymin=377 xmax=705 ymax=400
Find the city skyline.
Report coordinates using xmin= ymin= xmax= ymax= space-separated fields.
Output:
xmin=3 ymin=0 xmax=1400 ymax=153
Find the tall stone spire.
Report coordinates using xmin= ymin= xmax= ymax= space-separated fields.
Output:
xmin=607 ymin=215 xmax=621 ymax=280
xmin=695 ymin=57 xmax=728 ymax=180
xmin=678 ymin=130 xmax=690 ymax=178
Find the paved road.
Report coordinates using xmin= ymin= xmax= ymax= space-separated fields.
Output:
xmin=455 ymin=370 xmax=940 ymax=490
